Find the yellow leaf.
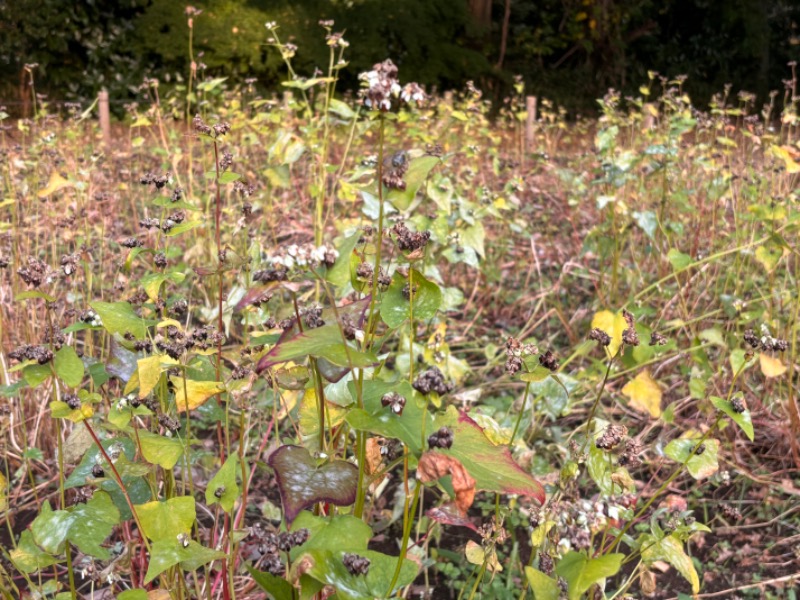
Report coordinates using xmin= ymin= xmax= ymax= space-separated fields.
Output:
xmin=591 ymin=310 xmax=627 ymax=356
xmin=171 ymin=378 xmax=225 ymax=412
xmin=771 ymin=145 xmax=800 ymax=173
xmin=138 ymin=354 xmax=178 ymax=399
xmin=465 ymin=540 xmax=503 ymax=573
xmin=0 ymin=471 xmax=7 ymax=512
xmin=123 ymin=369 xmax=140 ymax=395
xmin=759 ymin=353 xmax=787 ymax=378
xmin=298 ymin=388 xmax=346 ymax=437
xmin=622 ymin=370 xmax=662 ymax=418
xmin=37 ymin=171 xmax=74 ymax=198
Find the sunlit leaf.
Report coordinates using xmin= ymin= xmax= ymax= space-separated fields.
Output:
xmin=386 ymin=155 xmax=440 ymax=210
xmin=38 ymin=171 xmax=74 ymax=198
xmin=171 ymin=377 xmax=224 ymax=412
xmin=137 ymin=496 xmax=196 ymax=542
xmin=9 ymin=530 xmax=60 ymax=574
xmin=91 ymin=301 xmax=151 ymax=339
xmin=137 ymin=354 xmax=178 ymax=398
xmin=590 ymin=310 xmax=627 ymax=356
xmin=621 ymin=370 xmax=662 ymax=418
xmin=710 ymin=395 xmax=754 ymax=441
xmin=759 ymin=353 xmax=786 ymax=378
xmin=138 ymin=430 xmax=184 ymax=469
xmin=664 ymin=437 xmax=719 ymax=479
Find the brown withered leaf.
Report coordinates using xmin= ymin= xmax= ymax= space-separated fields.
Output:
xmin=364 ymin=438 xmax=385 ymax=486
xmin=417 ymin=452 xmax=476 ymax=514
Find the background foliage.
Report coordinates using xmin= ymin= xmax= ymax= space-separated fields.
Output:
xmin=2 ymin=0 xmax=799 ymax=113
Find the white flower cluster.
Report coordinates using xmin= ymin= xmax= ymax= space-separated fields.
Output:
xmin=359 ymin=60 xmax=402 ymax=111
xmin=262 ymin=243 xmax=338 ymax=271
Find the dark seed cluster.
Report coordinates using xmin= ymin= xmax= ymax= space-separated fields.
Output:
xmin=428 ymin=426 xmax=454 ymax=450
xmin=382 ymin=150 xmax=409 ymax=190
xmin=380 ymin=391 xmax=406 ymax=415
xmin=401 ymin=282 xmax=417 ymax=300
xmin=9 ymin=344 xmax=54 ymax=365
xmin=504 ymin=336 xmax=538 ymax=375
xmin=731 ymin=397 xmax=746 ymax=413
xmin=743 ymin=328 xmax=788 ymax=352
xmin=139 ymin=172 xmax=170 ymax=189
xmin=392 ymin=222 xmax=431 ymax=253
xmin=596 ymin=424 xmax=627 ymax=451
xmin=589 ymin=328 xmax=611 ymax=346
xmin=253 ymin=266 xmax=288 ymax=283
xmin=302 ymin=306 xmax=325 ymax=329
xmin=64 ymin=393 xmax=81 ymax=410
xmin=649 ymin=331 xmax=668 ymax=346
xmin=158 ymin=414 xmax=181 ymax=433
xmin=621 ymin=309 xmax=640 ymax=347
xmin=342 ymin=552 xmax=370 ymax=576
xmin=538 ymin=350 xmax=559 ymax=371
xmin=17 ymin=257 xmax=48 ymax=287
xmin=412 ymin=367 xmax=453 ymax=395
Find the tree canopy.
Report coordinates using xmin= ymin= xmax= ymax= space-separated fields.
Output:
xmin=1 ymin=0 xmax=798 ymax=113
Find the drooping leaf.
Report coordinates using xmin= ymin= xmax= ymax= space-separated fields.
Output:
xmin=31 ymin=491 xmax=120 ymax=559
xmin=144 ymin=540 xmax=225 ymax=584
xmin=38 ymin=171 xmax=74 ymax=198
xmin=137 ymin=354 xmax=178 ymax=398
xmin=206 ymin=454 xmax=240 ymax=512
xmin=417 ymin=452 xmax=476 ymax=514
xmin=380 ymin=269 xmax=442 ymax=328
xmin=327 ymin=231 xmax=361 ymax=289
xmin=268 ymin=445 xmax=359 ymax=525
xmin=171 ymin=377 xmax=224 ymax=412
xmin=524 ymin=566 xmax=560 ymax=600
xmin=138 ymin=430 xmax=185 ymax=470
xmin=465 ymin=539 xmax=502 ymax=572
xmin=759 ymin=353 xmax=787 ymax=378
xmin=386 ymin=155 xmax=440 ymax=210
xmin=247 ymin=564 xmax=295 ymax=600
xmin=664 ymin=437 xmax=719 ymax=479
xmin=641 ymin=534 xmax=700 ymax=593
xmin=137 ymin=496 xmax=196 ymax=542
xmin=291 ymin=549 xmax=418 ymax=600
xmin=555 ymin=551 xmax=624 ymax=600
xmin=621 ymin=370 xmax=662 ymax=418
xmin=587 ymin=444 xmax=635 ymax=496
xmin=710 ymin=395 xmax=754 ymax=441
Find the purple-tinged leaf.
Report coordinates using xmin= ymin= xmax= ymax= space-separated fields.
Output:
xmin=268 ymin=445 xmax=358 ymax=526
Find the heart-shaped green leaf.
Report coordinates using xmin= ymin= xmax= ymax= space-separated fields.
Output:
xmin=380 ymin=270 xmax=442 ymax=328
xmin=90 ymin=301 xmax=152 ymax=339
xmin=54 ymin=346 xmax=84 ymax=387
xmin=291 ymin=549 xmax=418 ymax=600
xmin=138 ymin=430 xmax=185 ymax=470
xmin=144 ymin=539 xmax=225 ymax=584
xmin=268 ymin=445 xmax=359 ymax=526
xmin=31 ymin=491 xmax=119 ymax=559
xmin=664 ymin=438 xmax=719 ymax=479
xmin=137 ymin=496 xmax=196 ymax=542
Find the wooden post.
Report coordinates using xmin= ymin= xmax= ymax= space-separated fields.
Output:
xmin=98 ymin=89 xmax=111 ymax=148
xmin=282 ymin=91 xmax=293 ymax=110
xmin=525 ymin=96 xmax=538 ymax=152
